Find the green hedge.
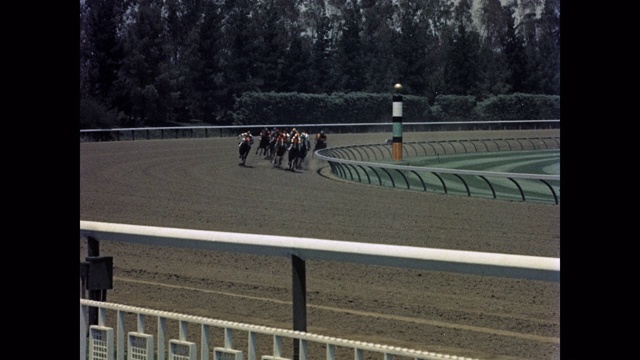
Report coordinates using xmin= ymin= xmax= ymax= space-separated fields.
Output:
xmin=475 ymin=93 xmax=560 ymax=120
xmin=428 ymin=95 xmax=478 ymax=122
xmin=229 ymin=92 xmax=559 ymax=125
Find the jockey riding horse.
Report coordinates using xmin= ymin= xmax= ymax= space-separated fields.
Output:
xmin=238 ymin=131 xmax=253 ymax=165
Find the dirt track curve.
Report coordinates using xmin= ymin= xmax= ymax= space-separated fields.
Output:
xmin=80 ymin=129 xmax=560 ymax=360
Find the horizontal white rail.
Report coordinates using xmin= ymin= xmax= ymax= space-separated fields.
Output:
xmin=80 ymin=221 xmax=559 ymax=282
xmin=79 ymin=120 xmax=559 ymax=133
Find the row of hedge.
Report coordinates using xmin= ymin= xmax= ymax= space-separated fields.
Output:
xmin=227 ymin=92 xmax=560 ymax=125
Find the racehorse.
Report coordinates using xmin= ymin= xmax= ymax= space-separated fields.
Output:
xmin=239 ymin=136 xmax=252 ymax=165
xmin=287 ymin=143 xmax=300 ymax=171
xmin=312 ymin=137 xmax=327 ymax=158
xmin=273 ymin=137 xmax=287 ymax=167
xmin=294 ymin=137 xmax=309 ymax=169
xmin=256 ymin=133 xmax=270 ymax=157
xmin=267 ymin=135 xmax=279 ymax=159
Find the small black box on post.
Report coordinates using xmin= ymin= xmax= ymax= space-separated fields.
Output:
xmin=85 ymin=256 xmax=113 ymax=290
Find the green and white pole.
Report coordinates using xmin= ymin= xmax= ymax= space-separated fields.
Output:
xmin=392 ymin=83 xmax=403 ymax=161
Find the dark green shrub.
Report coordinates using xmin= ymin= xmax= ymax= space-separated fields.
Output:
xmin=428 ymin=95 xmax=478 ymax=122
xmin=229 ymin=92 xmax=431 ymax=125
xmin=475 ymin=93 xmax=560 ymax=120
xmin=228 ymin=92 xmax=558 ymax=125
xmin=80 ymin=96 xmax=119 ymax=129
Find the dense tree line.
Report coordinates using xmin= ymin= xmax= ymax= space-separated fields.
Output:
xmin=80 ymin=0 xmax=560 ymax=129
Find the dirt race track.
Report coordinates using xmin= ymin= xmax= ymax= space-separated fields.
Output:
xmin=80 ymin=129 xmax=560 ymax=360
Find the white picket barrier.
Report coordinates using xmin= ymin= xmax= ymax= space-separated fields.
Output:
xmin=81 ymin=299 xmax=484 ymax=360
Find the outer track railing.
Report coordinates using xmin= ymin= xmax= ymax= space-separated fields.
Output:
xmin=81 ymin=299 xmax=477 ymax=360
xmin=79 ymin=120 xmax=559 ymax=142
xmin=80 ymin=221 xmax=560 ymax=360
xmin=314 ymin=137 xmax=560 ymax=204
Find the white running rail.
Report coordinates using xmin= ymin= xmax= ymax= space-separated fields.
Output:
xmin=79 ymin=221 xmax=559 ymax=281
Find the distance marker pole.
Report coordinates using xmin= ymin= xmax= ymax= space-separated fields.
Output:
xmin=392 ymin=83 xmax=403 ymax=161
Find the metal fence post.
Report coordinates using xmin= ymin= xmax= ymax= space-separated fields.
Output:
xmin=292 ymin=254 xmax=307 ymax=360
xmin=392 ymin=83 xmax=403 ymax=161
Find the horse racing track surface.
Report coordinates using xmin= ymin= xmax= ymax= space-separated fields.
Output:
xmin=80 ymin=129 xmax=560 ymax=360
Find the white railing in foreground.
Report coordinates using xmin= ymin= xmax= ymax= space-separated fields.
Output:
xmin=80 ymin=221 xmax=559 ymax=281
xmin=80 ymin=220 xmax=560 ymax=360
xmin=81 ymin=298 xmax=479 ymax=360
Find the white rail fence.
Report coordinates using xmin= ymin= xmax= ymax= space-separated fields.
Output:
xmin=79 ymin=120 xmax=560 ymax=142
xmin=81 ymin=299 xmax=477 ymax=360
xmin=80 ymin=220 xmax=560 ymax=360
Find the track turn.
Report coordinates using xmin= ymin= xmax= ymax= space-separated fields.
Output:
xmin=80 ymin=129 xmax=560 ymax=360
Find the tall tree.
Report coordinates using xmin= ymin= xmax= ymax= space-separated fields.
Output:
xmin=80 ymin=0 xmax=126 ymax=128
xmin=256 ymin=0 xmax=290 ymax=92
xmin=163 ymin=0 xmax=206 ymax=122
xmin=220 ymin=0 xmax=263 ymax=117
xmin=360 ymin=0 xmax=397 ymax=93
xmin=308 ymin=2 xmax=336 ymax=93
xmin=80 ymin=0 xmax=125 ymax=101
xmin=476 ymin=0 xmax=512 ymax=97
xmin=336 ymin=0 xmax=365 ymax=92
xmin=425 ymin=0 xmax=455 ymax=42
xmin=114 ymin=0 xmax=169 ymax=125
xmin=196 ymin=0 xmax=225 ymax=123
xmin=532 ymin=0 xmax=560 ymax=95
xmin=442 ymin=0 xmax=481 ymax=95
xmin=281 ymin=33 xmax=314 ymax=93
xmin=394 ymin=1 xmax=431 ymax=96
xmin=501 ymin=3 xmax=527 ymax=94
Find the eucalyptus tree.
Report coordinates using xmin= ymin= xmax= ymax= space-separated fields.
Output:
xmin=196 ymin=0 xmax=225 ymax=123
xmin=335 ymin=0 xmax=366 ymax=92
xmin=163 ymin=0 xmax=206 ymax=122
xmin=420 ymin=0 xmax=454 ymax=101
xmin=281 ymin=32 xmax=314 ymax=93
xmin=80 ymin=0 xmax=126 ymax=128
xmin=476 ymin=0 xmax=512 ymax=97
xmin=360 ymin=0 xmax=398 ymax=93
xmin=442 ymin=0 xmax=481 ymax=96
xmin=80 ymin=0 xmax=125 ymax=100
xmin=515 ymin=0 xmax=560 ymax=95
xmin=393 ymin=0 xmax=432 ymax=96
xmin=500 ymin=2 xmax=527 ymax=94
xmin=255 ymin=0 xmax=291 ymax=92
xmin=536 ymin=0 xmax=560 ymax=95
xmin=220 ymin=0 xmax=263 ymax=114
xmin=307 ymin=1 xmax=337 ymax=93
xmin=114 ymin=0 xmax=170 ymax=126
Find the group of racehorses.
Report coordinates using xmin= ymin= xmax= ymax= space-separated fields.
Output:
xmin=239 ymin=129 xmax=327 ymax=170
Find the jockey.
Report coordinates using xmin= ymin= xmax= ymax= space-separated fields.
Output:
xmin=275 ymin=129 xmax=287 ymax=146
xmin=315 ymin=130 xmax=327 ymax=144
xmin=270 ymin=128 xmax=279 ymax=143
xmin=300 ymin=131 xmax=310 ymax=149
xmin=260 ymin=127 xmax=270 ymax=140
xmin=238 ymin=130 xmax=253 ymax=146
xmin=273 ymin=129 xmax=288 ymax=165
xmin=289 ymin=128 xmax=300 ymax=150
